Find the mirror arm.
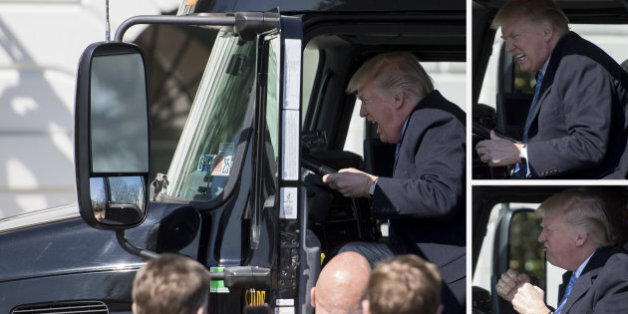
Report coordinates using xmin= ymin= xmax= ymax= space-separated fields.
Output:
xmin=115 ymin=229 xmax=159 ymax=260
xmin=114 ymin=15 xmax=236 ymax=42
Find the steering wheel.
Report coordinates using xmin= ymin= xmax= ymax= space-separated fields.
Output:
xmin=302 ymin=154 xmax=337 ymax=176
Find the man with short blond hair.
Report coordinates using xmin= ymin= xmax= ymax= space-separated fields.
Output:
xmin=476 ymin=0 xmax=628 ymax=179
xmin=363 ymin=254 xmax=443 ymax=314
xmin=496 ymin=189 xmax=628 ymax=313
xmin=132 ymin=253 xmax=211 ymax=314
xmin=322 ymin=51 xmax=465 ymax=314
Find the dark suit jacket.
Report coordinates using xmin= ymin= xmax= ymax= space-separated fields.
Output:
xmin=527 ymin=32 xmax=628 ymax=178
xmin=371 ymin=90 xmax=466 ymax=300
xmin=557 ymin=246 xmax=628 ymax=313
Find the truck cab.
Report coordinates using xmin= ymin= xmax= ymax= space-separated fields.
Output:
xmin=0 ymin=1 xmax=465 ymax=313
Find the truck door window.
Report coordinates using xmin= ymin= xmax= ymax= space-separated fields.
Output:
xmin=161 ymin=31 xmax=257 ymax=201
xmin=473 ymin=202 xmax=538 ymax=291
xmin=266 ymin=36 xmax=280 ymax=160
xmin=301 ymin=47 xmax=320 ymax=123
xmin=509 ymin=210 xmax=544 ymax=291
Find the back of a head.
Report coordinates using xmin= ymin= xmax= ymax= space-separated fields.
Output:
xmin=367 ymin=254 xmax=442 ymax=314
xmin=538 ymin=188 xmax=616 ymax=248
xmin=313 ymin=252 xmax=371 ymax=314
xmin=132 ymin=253 xmax=211 ymax=314
xmin=492 ymin=0 xmax=569 ymax=36
xmin=346 ymin=52 xmax=434 ymax=101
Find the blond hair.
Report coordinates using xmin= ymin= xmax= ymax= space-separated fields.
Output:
xmin=132 ymin=253 xmax=211 ymax=314
xmin=538 ymin=188 xmax=616 ymax=247
xmin=492 ymin=0 xmax=569 ymax=36
xmin=367 ymin=254 xmax=442 ymax=314
xmin=346 ymin=52 xmax=433 ymax=100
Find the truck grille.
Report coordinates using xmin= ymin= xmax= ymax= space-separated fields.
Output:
xmin=11 ymin=301 xmax=109 ymax=314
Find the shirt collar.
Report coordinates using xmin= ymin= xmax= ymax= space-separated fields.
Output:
xmin=539 ymin=56 xmax=550 ymax=76
xmin=574 ymin=251 xmax=595 ymax=278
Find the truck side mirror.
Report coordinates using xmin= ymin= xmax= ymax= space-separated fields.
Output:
xmin=75 ymin=42 xmax=150 ymax=229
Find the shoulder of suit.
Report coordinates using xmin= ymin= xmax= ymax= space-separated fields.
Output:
xmin=412 ymin=90 xmax=465 ymax=126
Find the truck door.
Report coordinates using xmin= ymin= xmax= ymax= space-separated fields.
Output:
xmin=74 ymin=12 xmax=320 ymax=313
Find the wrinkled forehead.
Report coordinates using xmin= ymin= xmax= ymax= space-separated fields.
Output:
xmin=357 ymin=80 xmax=387 ymax=100
xmin=501 ymin=15 xmax=539 ymax=36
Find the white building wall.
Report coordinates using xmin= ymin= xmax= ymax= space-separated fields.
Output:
xmin=0 ymin=0 xmax=179 ymax=218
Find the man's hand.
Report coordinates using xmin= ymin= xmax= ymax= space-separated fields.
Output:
xmin=475 ymin=130 xmax=523 ymax=166
xmin=511 ymin=283 xmax=550 ymax=314
xmin=496 ymin=269 xmax=530 ymax=302
xmin=496 ymin=270 xmax=550 ymax=314
xmin=322 ymin=168 xmax=378 ymax=198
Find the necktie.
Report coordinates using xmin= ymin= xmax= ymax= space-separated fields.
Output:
xmin=512 ymin=72 xmax=544 ymax=178
xmin=555 ymin=273 xmax=577 ymax=314
xmin=523 ymin=71 xmax=545 ymax=142
xmin=392 ymin=141 xmax=401 ymax=173
xmin=394 ymin=142 xmax=401 ymax=160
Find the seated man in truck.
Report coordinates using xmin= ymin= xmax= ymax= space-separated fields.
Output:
xmin=475 ymin=0 xmax=628 ymax=179
xmin=496 ymin=188 xmax=628 ymax=313
xmin=362 ymin=254 xmax=443 ymax=314
xmin=132 ymin=253 xmax=211 ymax=314
xmin=322 ymin=52 xmax=465 ymax=314
xmin=310 ymin=251 xmax=371 ymax=314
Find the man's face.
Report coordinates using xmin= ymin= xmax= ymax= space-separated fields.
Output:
xmin=358 ymin=81 xmax=402 ymax=144
xmin=538 ymin=211 xmax=578 ymax=270
xmin=501 ymin=16 xmax=553 ymax=73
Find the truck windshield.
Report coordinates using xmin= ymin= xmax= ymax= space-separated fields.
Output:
xmin=161 ymin=31 xmax=256 ymax=201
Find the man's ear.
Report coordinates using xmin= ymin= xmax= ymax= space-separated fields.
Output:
xmin=392 ymin=89 xmax=405 ymax=110
xmin=575 ymin=231 xmax=588 ymax=247
xmin=542 ymin=21 xmax=555 ymax=41
xmin=196 ymin=305 xmax=208 ymax=314
xmin=361 ymin=299 xmax=370 ymax=314
xmin=436 ymin=304 xmax=444 ymax=314
xmin=311 ymin=286 xmax=317 ymax=307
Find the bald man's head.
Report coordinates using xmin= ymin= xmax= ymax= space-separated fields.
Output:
xmin=311 ymin=252 xmax=371 ymax=314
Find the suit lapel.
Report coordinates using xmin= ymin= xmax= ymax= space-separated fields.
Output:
xmin=527 ymin=32 xmax=573 ymax=138
xmin=561 ymin=268 xmax=600 ymax=313
xmin=559 ymin=246 xmax=623 ymax=313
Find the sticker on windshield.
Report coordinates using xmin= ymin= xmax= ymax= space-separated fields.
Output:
xmin=198 ymin=154 xmax=216 ymax=173
xmin=212 ymin=154 xmax=233 ymax=176
xmin=198 ymin=154 xmax=233 ymax=176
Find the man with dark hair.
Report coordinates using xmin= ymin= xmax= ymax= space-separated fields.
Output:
xmin=363 ymin=254 xmax=443 ymax=314
xmin=475 ymin=0 xmax=628 ymax=178
xmin=322 ymin=52 xmax=465 ymax=313
xmin=132 ymin=253 xmax=211 ymax=314
xmin=496 ymin=189 xmax=628 ymax=313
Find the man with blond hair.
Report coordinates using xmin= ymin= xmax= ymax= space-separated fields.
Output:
xmin=132 ymin=253 xmax=211 ymax=314
xmin=363 ymin=254 xmax=443 ymax=314
xmin=475 ymin=0 xmax=628 ymax=179
xmin=322 ymin=51 xmax=465 ymax=314
xmin=496 ymin=188 xmax=628 ymax=313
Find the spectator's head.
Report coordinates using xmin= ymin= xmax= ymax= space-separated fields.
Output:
xmin=492 ymin=0 xmax=568 ymax=73
xmin=537 ymin=188 xmax=615 ymax=271
xmin=346 ymin=52 xmax=433 ymax=143
xmin=363 ymin=254 xmax=443 ymax=314
xmin=311 ymin=252 xmax=371 ymax=314
xmin=132 ymin=253 xmax=211 ymax=314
